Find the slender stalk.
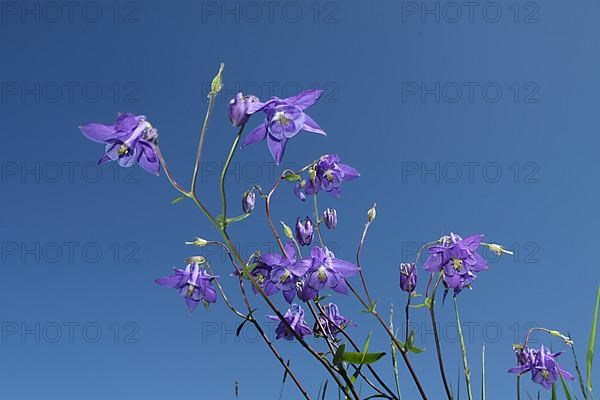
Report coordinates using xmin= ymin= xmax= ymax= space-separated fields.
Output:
xmin=265 ymin=176 xmax=287 ymax=254
xmin=313 ymin=194 xmax=325 ymax=246
xmin=516 ymin=375 xmax=521 ymax=400
xmin=429 ymin=275 xmax=453 ymax=399
xmin=156 ymin=144 xmax=189 ymax=196
xmin=190 ymin=91 xmax=218 ymax=195
xmin=356 ymin=219 xmax=374 ymax=306
xmin=453 ymin=297 xmax=473 ymax=400
xmin=405 ymin=294 xmax=412 ymax=343
xmin=220 ymin=126 xmax=244 ymax=223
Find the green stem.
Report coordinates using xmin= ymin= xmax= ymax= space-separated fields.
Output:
xmin=313 ymin=194 xmax=325 ymax=246
xmin=191 ymin=91 xmax=218 ymax=195
xmin=516 ymin=375 xmax=521 ymax=400
xmin=429 ymin=274 xmax=453 ymax=399
xmin=220 ymin=126 xmax=245 ymax=224
xmin=453 ymin=297 xmax=473 ymax=400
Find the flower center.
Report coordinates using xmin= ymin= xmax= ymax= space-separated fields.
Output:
xmin=540 ymin=369 xmax=549 ymax=380
xmin=452 ymin=258 xmax=463 ymax=271
xmin=256 ymin=273 xmax=266 ymax=284
xmin=118 ymin=144 xmax=129 ymax=156
xmin=317 ymin=266 xmax=328 ymax=282
xmin=274 ymin=111 xmax=290 ymax=126
xmin=279 ymin=269 xmax=291 ymax=284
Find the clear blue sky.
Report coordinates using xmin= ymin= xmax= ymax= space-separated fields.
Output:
xmin=1 ymin=0 xmax=599 ymax=398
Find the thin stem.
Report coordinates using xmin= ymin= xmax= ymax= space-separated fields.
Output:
xmin=346 ymin=281 xmax=428 ymax=400
xmin=156 ymin=143 xmax=189 ymax=196
xmin=220 ymin=126 xmax=244 ymax=224
xmin=429 ymin=274 xmax=453 ymax=400
xmin=405 ymin=294 xmax=412 ymax=343
xmin=265 ymin=176 xmax=287 ymax=254
xmin=516 ymin=375 xmax=521 ymax=400
xmin=356 ymin=220 xmax=374 ymax=306
xmin=191 ymin=92 xmax=218 ymax=195
xmin=313 ymin=194 xmax=325 ymax=246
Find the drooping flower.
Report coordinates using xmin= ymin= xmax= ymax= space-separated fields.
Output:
xmin=399 ymin=262 xmax=417 ymax=293
xmin=300 ymin=246 xmax=360 ymax=301
xmin=268 ymin=304 xmax=313 ymax=341
xmin=242 ymin=190 xmax=256 ymax=214
xmin=242 ymin=89 xmax=326 ymax=164
xmin=323 ymin=208 xmax=337 ymax=230
xmin=295 ymin=217 xmax=314 ymax=246
xmin=80 ymin=113 xmax=160 ymax=175
xmin=423 ymin=233 xmax=488 ymax=295
xmin=261 ymin=242 xmax=310 ymax=303
xmin=228 ymin=92 xmax=260 ymax=127
xmin=295 ymin=155 xmax=360 ymax=200
xmin=314 ymin=303 xmax=352 ymax=338
xmin=155 ymin=259 xmax=218 ymax=312
xmin=508 ymin=345 xmax=574 ymax=390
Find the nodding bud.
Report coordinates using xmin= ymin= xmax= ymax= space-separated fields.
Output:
xmin=185 ymin=238 xmax=209 ymax=247
xmin=228 ymin=92 xmax=260 ymax=127
xmin=323 ymin=208 xmax=337 ymax=230
xmin=281 ymin=222 xmax=294 ymax=240
xmin=399 ymin=263 xmax=417 ymax=293
xmin=242 ymin=190 xmax=256 ymax=214
xmin=295 ymin=217 xmax=314 ymax=246
xmin=367 ymin=204 xmax=377 ymax=223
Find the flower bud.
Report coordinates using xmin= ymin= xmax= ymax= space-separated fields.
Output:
xmin=281 ymin=222 xmax=294 ymax=240
xmin=323 ymin=208 xmax=337 ymax=230
xmin=367 ymin=204 xmax=377 ymax=223
xmin=228 ymin=92 xmax=259 ymax=127
xmin=242 ymin=190 xmax=255 ymax=214
xmin=295 ymin=217 xmax=314 ymax=246
xmin=185 ymin=237 xmax=209 ymax=247
xmin=399 ymin=263 xmax=417 ymax=293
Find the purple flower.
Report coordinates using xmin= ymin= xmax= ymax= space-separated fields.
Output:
xmin=80 ymin=113 xmax=160 ymax=175
xmin=155 ymin=261 xmax=218 ymax=312
xmin=323 ymin=208 xmax=338 ymax=230
xmin=423 ymin=233 xmax=488 ymax=295
xmin=228 ymin=92 xmax=260 ymax=127
xmin=295 ymin=155 xmax=360 ymax=200
xmin=314 ymin=303 xmax=352 ymax=338
xmin=400 ymin=262 xmax=417 ymax=293
xmin=268 ymin=304 xmax=313 ymax=341
xmin=300 ymin=246 xmax=360 ymax=301
xmin=242 ymin=89 xmax=326 ymax=164
xmin=295 ymin=217 xmax=314 ymax=246
xmin=242 ymin=190 xmax=255 ymax=214
xmin=260 ymin=242 xmax=310 ymax=303
xmin=508 ymin=345 xmax=574 ymax=390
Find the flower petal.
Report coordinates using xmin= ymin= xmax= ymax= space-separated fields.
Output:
xmin=137 ymin=141 xmax=160 ymax=175
xmin=242 ymin=123 xmax=268 ymax=147
xmin=267 ymin=135 xmax=287 ymax=165
xmin=339 ymin=163 xmax=360 ymax=180
xmin=286 ymin=90 xmax=323 ymax=110
xmin=302 ymin=114 xmax=326 ymax=135
xmin=80 ymin=123 xmax=116 ymax=143
xmin=332 ymin=258 xmax=360 ymax=278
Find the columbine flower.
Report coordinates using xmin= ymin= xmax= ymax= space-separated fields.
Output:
xmin=261 ymin=242 xmax=310 ymax=303
xmin=314 ymin=303 xmax=351 ymax=338
xmin=242 ymin=90 xmax=326 ymax=164
xmin=295 ymin=155 xmax=360 ymax=200
xmin=399 ymin=263 xmax=417 ymax=293
xmin=323 ymin=208 xmax=337 ymax=230
xmin=80 ymin=113 xmax=160 ymax=175
xmin=268 ymin=304 xmax=313 ymax=341
xmin=423 ymin=233 xmax=488 ymax=295
xmin=242 ymin=190 xmax=256 ymax=214
xmin=508 ymin=345 xmax=574 ymax=390
xmin=300 ymin=246 xmax=359 ymax=301
xmin=295 ymin=217 xmax=314 ymax=246
xmin=228 ymin=92 xmax=260 ymax=127
xmin=155 ymin=260 xmax=218 ymax=312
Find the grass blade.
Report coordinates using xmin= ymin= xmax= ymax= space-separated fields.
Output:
xmin=587 ymin=286 xmax=600 ymax=395
xmin=454 ymin=297 xmax=473 ymax=400
xmin=560 ymin=372 xmax=574 ymax=400
xmin=389 ymin=305 xmax=404 ymax=400
xmin=481 ymin=344 xmax=486 ymax=400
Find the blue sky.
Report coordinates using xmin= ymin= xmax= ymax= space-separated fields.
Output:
xmin=1 ymin=0 xmax=599 ymax=398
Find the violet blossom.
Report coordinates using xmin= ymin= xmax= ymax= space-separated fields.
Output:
xmin=508 ymin=345 xmax=574 ymax=390
xmin=295 ymin=154 xmax=360 ymax=200
xmin=300 ymin=246 xmax=359 ymax=301
xmin=155 ymin=260 xmax=218 ymax=312
xmin=268 ymin=304 xmax=313 ymax=341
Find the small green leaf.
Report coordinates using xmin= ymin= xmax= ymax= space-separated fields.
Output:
xmin=226 ymin=213 xmax=251 ymax=224
xmin=283 ymin=173 xmax=302 ymax=182
xmin=559 ymin=372 xmax=573 ymax=400
xmin=171 ymin=195 xmax=186 ymax=204
xmin=341 ymin=351 xmax=386 ymax=364
xmin=333 ymin=344 xmax=346 ymax=367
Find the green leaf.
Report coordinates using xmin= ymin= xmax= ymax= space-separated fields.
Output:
xmin=341 ymin=351 xmax=386 ymax=365
xmin=333 ymin=344 xmax=346 ymax=367
xmin=171 ymin=195 xmax=186 ymax=204
xmin=226 ymin=213 xmax=251 ymax=224
xmin=389 ymin=306 xmax=403 ymax=400
xmin=559 ymin=372 xmax=573 ymax=400
xmin=283 ymin=173 xmax=302 ymax=182
xmin=587 ymin=286 xmax=600 ymax=394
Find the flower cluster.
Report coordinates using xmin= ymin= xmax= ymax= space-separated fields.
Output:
xmin=423 ymin=233 xmax=488 ymax=295
xmin=509 ymin=345 xmax=574 ymax=390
